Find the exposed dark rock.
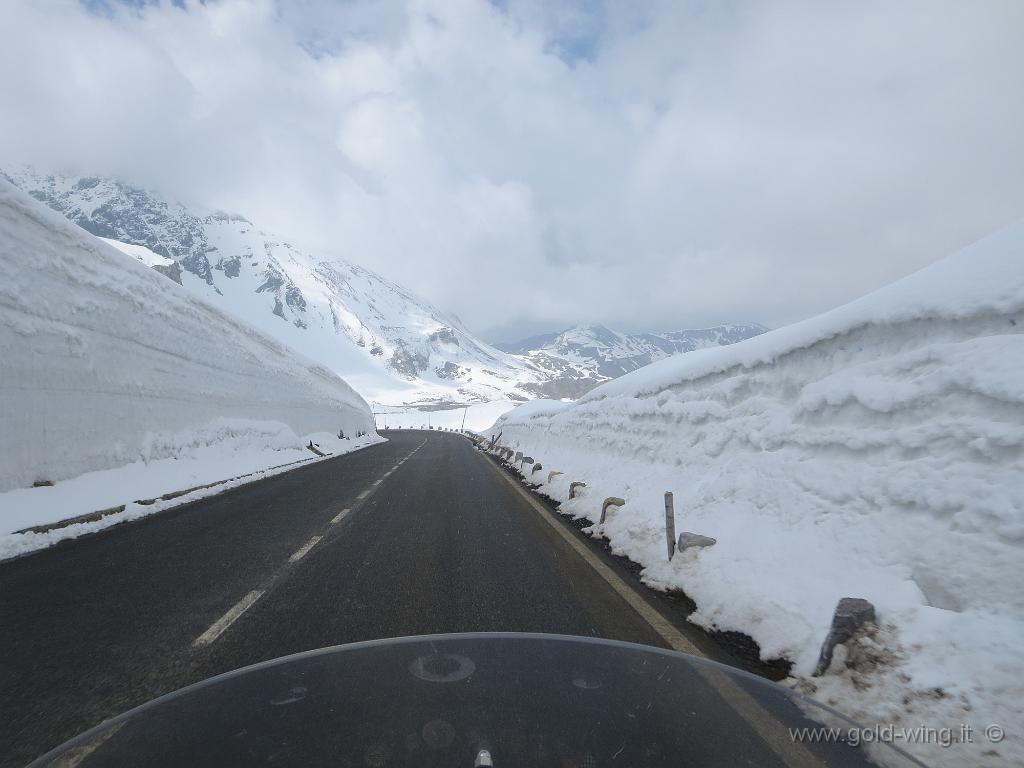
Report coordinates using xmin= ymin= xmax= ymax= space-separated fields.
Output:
xmin=435 ymin=361 xmax=461 ymax=379
xmin=428 ymin=327 xmax=460 ymax=347
xmin=389 ymin=344 xmax=429 ymax=379
xmin=216 ymin=255 xmax=241 ymax=278
xmin=152 ymin=261 xmax=183 ymax=285
xmin=814 ymin=598 xmax=878 ymax=676
xmin=257 ymin=271 xmax=284 ymax=294
xmin=284 ymin=284 xmax=307 ymax=314
xmin=677 ymin=532 xmax=717 ymax=550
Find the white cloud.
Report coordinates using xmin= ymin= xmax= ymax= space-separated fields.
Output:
xmin=2 ymin=0 xmax=1023 ymax=341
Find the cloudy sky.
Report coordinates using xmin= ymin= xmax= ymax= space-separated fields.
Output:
xmin=3 ymin=0 xmax=1023 ymax=342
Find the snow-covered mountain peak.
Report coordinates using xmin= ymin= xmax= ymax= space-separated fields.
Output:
xmin=3 ymin=166 xmax=548 ymax=407
xmin=6 ymin=165 xmax=768 ymax=410
xmin=557 ymin=323 xmax=625 ymax=348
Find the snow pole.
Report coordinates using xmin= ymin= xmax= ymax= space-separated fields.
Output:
xmin=665 ymin=492 xmax=676 ymax=561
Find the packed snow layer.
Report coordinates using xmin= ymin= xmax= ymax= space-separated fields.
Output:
xmin=482 ymin=398 xmax=569 ymax=430
xmin=0 ymin=179 xmax=376 ymax=493
xmin=492 ymin=222 xmax=1024 ymax=768
xmin=0 ymin=423 xmax=383 ymax=560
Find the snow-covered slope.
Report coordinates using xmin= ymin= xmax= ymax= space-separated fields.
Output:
xmin=498 ymin=322 xmax=768 ymax=398
xmin=489 ymin=224 xmax=1024 ymax=768
xmin=3 ymin=167 xmax=550 ymax=408
xmin=0 ymin=177 xmax=375 ymax=494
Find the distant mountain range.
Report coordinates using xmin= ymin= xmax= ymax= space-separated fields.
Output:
xmin=496 ymin=323 xmax=768 ymax=397
xmin=4 ymin=166 xmax=766 ymax=406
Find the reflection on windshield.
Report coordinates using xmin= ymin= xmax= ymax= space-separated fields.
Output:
xmin=33 ymin=633 xmax=922 ymax=768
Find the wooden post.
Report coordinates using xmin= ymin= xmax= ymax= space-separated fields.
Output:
xmin=665 ymin=492 xmax=676 ymax=561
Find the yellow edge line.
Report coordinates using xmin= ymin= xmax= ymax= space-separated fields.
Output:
xmin=483 ymin=454 xmax=824 ymax=768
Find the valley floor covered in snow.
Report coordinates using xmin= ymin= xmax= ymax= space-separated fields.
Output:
xmin=375 ymin=400 xmax=519 ymax=432
xmin=487 ymin=222 xmax=1024 ymax=768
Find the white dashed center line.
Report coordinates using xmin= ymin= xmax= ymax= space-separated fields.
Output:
xmin=193 ymin=590 xmax=265 ymax=647
xmin=331 ymin=508 xmax=350 ymax=524
xmin=288 ymin=535 xmax=323 ymax=563
xmin=192 ymin=440 xmax=426 ymax=648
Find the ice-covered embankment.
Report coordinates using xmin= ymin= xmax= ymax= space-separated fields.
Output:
xmin=490 ymin=223 xmax=1024 ymax=767
xmin=0 ymin=179 xmax=380 ymax=555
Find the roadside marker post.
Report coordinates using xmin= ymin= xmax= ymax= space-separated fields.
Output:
xmin=600 ymin=496 xmax=625 ymax=524
xmin=665 ymin=491 xmax=676 ymax=561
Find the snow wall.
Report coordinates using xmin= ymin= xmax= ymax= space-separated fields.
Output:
xmin=491 ymin=222 xmax=1024 ymax=767
xmin=0 ymin=179 xmax=376 ymax=492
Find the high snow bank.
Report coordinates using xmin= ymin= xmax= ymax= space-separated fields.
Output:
xmin=586 ymin=220 xmax=1024 ymax=401
xmin=0 ymin=179 xmax=376 ymax=492
xmin=482 ymin=398 xmax=569 ymax=431
xmin=493 ymin=222 xmax=1024 ymax=768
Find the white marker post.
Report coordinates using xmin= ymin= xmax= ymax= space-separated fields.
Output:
xmin=665 ymin=491 xmax=676 ymax=561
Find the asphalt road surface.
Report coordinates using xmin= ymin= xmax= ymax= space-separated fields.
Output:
xmin=0 ymin=431 xmax=894 ymax=767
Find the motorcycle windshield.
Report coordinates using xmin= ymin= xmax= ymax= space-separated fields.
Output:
xmin=31 ymin=633 xmax=924 ymax=768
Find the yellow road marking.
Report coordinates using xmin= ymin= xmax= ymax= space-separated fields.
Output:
xmin=483 ymin=454 xmax=824 ymax=768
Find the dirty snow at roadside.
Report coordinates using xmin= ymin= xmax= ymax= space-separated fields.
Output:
xmin=490 ymin=222 xmax=1024 ymax=768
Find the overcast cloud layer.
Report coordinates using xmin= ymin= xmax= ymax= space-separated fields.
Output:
xmin=3 ymin=0 xmax=1023 ymax=341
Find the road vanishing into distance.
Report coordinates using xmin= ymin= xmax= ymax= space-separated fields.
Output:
xmin=1 ymin=431 xmax=893 ymax=768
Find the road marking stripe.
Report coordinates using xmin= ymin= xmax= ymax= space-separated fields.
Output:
xmin=193 ymin=590 xmax=265 ymax=646
xmin=331 ymin=508 xmax=350 ymax=524
xmin=53 ymin=721 xmax=126 ymax=768
xmin=493 ymin=467 xmax=701 ymax=656
xmin=358 ymin=489 xmax=371 ymax=500
xmin=487 ymin=458 xmax=824 ymax=768
xmin=288 ymin=535 xmax=323 ymax=563
xmin=373 ymin=479 xmax=383 ymax=486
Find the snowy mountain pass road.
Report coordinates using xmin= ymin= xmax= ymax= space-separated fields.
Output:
xmin=2 ymin=430 xmax=855 ymax=768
